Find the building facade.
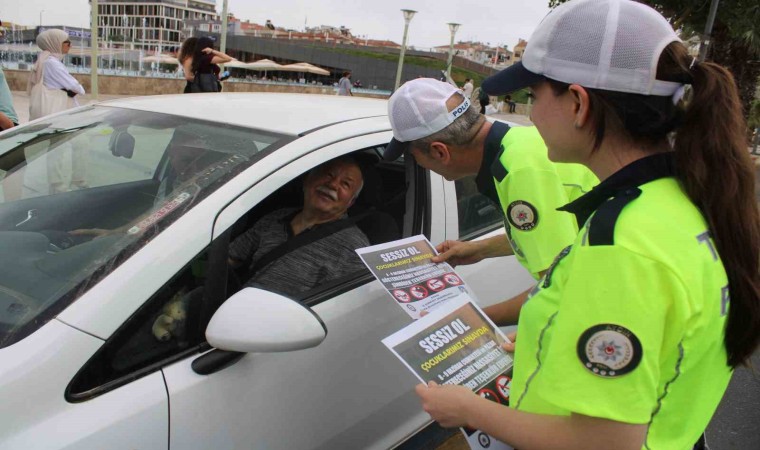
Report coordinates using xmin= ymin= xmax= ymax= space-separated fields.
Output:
xmin=96 ymin=0 xmax=218 ymax=51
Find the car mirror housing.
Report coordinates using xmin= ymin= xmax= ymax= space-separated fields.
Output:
xmin=206 ymin=288 xmax=327 ymax=353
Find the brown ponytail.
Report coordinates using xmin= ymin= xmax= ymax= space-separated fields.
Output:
xmin=669 ymin=48 xmax=760 ymax=368
xmin=548 ymin=42 xmax=760 ymax=367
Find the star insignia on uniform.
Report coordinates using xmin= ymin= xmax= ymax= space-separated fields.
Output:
xmin=596 ymin=340 xmax=622 ymax=361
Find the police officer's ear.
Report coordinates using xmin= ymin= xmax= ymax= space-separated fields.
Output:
xmin=568 ymin=84 xmax=591 ymax=129
xmin=427 ymin=141 xmax=452 ymax=163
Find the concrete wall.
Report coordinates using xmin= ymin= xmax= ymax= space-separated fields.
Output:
xmin=3 ymin=69 xmax=388 ymax=98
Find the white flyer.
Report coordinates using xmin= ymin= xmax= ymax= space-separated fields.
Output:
xmin=355 ymin=235 xmax=474 ymax=319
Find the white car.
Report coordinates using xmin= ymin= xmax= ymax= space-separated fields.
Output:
xmin=0 ymin=93 xmax=534 ymax=449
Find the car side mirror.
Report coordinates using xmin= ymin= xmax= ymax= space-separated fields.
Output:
xmin=109 ymin=129 xmax=135 ymax=159
xmin=206 ymin=288 xmax=327 ymax=353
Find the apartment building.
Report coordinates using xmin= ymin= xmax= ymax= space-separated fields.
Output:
xmin=96 ymin=0 xmax=218 ymax=51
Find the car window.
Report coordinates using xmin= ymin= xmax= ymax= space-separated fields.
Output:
xmin=0 ymin=106 xmax=292 ymax=349
xmin=455 ymin=175 xmax=503 ymax=239
xmin=67 ymin=249 xmax=211 ymax=401
xmin=225 ymin=149 xmax=410 ymax=305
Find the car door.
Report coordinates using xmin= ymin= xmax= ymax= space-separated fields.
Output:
xmin=441 ymin=174 xmax=536 ymax=317
xmin=161 ymin=130 xmax=442 ymax=450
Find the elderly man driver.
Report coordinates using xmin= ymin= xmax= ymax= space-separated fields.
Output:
xmin=228 ymin=156 xmax=370 ymax=298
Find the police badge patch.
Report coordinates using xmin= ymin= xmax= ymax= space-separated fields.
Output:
xmin=507 ymin=200 xmax=538 ymax=231
xmin=577 ymin=324 xmax=642 ymax=378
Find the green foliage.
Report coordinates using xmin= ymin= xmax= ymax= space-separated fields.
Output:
xmin=749 ymin=99 xmax=760 ymax=129
xmin=319 ymin=46 xmax=488 ymax=86
xmin=548 ymin=0 xmax=760 ymax=116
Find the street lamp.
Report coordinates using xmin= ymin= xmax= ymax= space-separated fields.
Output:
xmin=698 ymin=0 xmax=720 ymax=61
xmin=39 ymin=10 xmax=45 ymax=27
xmin=394 ymin=9 xmax=417 ymax=91
xmin=445 ymin=22 xmax=460 ymax=79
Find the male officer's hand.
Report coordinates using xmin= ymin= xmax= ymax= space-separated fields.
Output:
xmin=432 ymin=240 xmax=486 ymax=267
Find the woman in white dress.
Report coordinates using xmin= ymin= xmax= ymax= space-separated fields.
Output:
xmin=26 ymin=29 xmax=88 ymax=194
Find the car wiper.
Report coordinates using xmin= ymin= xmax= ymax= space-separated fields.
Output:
xmin=0 ymin=124 xmax=97 ymax=173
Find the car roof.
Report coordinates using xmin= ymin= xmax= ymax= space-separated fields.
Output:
xmin=99 ymin=92 xmax=389 ymax=136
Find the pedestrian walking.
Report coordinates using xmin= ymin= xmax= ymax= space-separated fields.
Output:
xmin=462 ymin=78 xmax=474 ymax=99
xmin=337 ymin=71 xmax=353 ymax=96
xmin=415 ymin=2 xmax=760 ymax=449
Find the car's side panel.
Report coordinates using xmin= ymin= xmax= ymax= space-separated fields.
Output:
xmin=0 ymin=320 xmax=168 ymax=450
xmin=163 ymin=282 xmax=426 ymax=450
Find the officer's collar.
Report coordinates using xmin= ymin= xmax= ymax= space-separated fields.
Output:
xmin=559 ymin=152 xmax=675 ymax=226
xmin=475 ymin=121 xmax=510 ymax=200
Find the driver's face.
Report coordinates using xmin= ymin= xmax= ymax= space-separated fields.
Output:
xmin=303 ymin=160 xmax=362 ymax=217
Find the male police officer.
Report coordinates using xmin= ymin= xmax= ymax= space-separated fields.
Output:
xmin=384 ymin=78 xmax=597 ymax=325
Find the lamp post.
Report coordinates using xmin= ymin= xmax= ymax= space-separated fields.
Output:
xmin=91 ymin=0 xmax=99 ymax=99
xmin=394 ymin=9 xmax=416 ymax=91
xmin=220 ymin=0 xmax=229 ymax=71
xmin=39 ymin=10 xmax=45 ymax=27
xmin=698 ymin=0 xmax=720 ymax=61
xmin=445 ymin=22 xmax=460 ymax=79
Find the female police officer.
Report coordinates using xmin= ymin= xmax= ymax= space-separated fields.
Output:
xmin=415 ymin=1 xmax=760 ymax=448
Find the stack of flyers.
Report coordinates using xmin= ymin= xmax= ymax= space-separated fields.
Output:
xmin=357 ymin=236 xmax=515 ymax=450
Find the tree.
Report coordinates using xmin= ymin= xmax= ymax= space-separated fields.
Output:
xmin=548 ymin=0 xmax=760 ymax=117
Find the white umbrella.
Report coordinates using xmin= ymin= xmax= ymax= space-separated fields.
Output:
xmin=224 ymin=59 xmax=250 ymax=69
xmin=242 ymin=59 xmax=283 ymax=71
xmin=280 ymin=62 xmax=330 ymax=76
xmin=142 ymin=54 xmax=179 ymax=65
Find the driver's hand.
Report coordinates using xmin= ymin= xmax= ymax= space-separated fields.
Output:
xmin=70 ymin=228 xmax=112 ymax=238
xmin=431 ymin=240 xmax=484 ymax=267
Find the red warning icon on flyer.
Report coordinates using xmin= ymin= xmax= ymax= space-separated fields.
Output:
xmin=443 ymin=273 xmax=462 ymax=286
xmin=477 ymin=388 xmax=501 ymax=404
xmin=392 ymin=289 xmax=411 ymax=303
xmin=426 ymin=278 xmax=445 ymax=292
xmin=495 ymin=375 xmax=512 ymax=401
xmin=409 ymin=285 xmax=429 ymax=300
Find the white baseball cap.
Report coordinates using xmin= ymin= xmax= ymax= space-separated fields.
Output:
xmin=483 ymin=0 xmax=683 ymax=97
xmin=384 ymin=78 xmax=472 ymax=161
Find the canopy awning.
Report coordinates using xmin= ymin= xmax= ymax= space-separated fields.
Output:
xmin=142 ymin=54 xmax=179 ymax=64
xmin=279 ymin=62 xmax=331 ymax=76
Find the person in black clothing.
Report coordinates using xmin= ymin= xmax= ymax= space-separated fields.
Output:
xmin=180 ymin=36 xmax=233 ymax=93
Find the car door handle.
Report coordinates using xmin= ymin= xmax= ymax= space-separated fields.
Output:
xmin=16 ymin=209 xmax=37 ymax=227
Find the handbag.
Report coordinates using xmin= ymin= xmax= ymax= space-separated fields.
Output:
xmin=189 ymin=72 xmax=220 ymax=93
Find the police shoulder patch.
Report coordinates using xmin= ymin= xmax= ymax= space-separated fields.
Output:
xmin=577 ymin=324 xmax=642 ymax=378
xmin=507 ymin=200 xmax=538 ymax=231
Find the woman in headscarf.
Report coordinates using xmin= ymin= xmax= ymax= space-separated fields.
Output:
xmin=27 ymin=29 xmax=85 ymax=120
xmin=26 ymin=29 xmax=88 ymax=194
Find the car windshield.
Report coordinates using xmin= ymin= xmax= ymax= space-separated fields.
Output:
xmin=0 ymin=106 xmax=289 ymax=348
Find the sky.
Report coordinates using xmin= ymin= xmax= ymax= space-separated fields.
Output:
xmin=1 ymin=0 xmax=550 ymax=51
